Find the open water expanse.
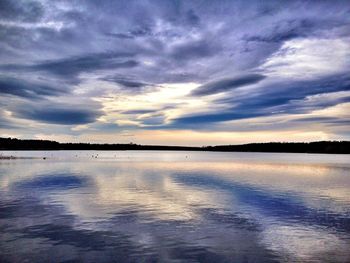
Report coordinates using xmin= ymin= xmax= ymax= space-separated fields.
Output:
xmin=0 ymin=151 xmax=349 ymax=262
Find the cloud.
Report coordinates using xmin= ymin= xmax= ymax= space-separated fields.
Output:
xmin=244 ymin=18 xmax=345 ymax=44
xmin=34 ymin=53 xmax=138 ymax=78
xmin=172 ymin=112 xmax=266 ymax=125
xmin=170 ymin=39 xmax=219 ymax=61
xmin=0 ymin=76 xmax=68 ymax=99
xmin=1 ymin=52 xmax=138 ymax=82
xmin=191 ymin=74 xmax=266 ymax=96
xmin=219 ymin=73 xmax=350 ymax=106
xmin=122 ymin=109 xmax=157 ymax=115
xmin=172 ymin=73 xmax=350 ymax=125
xmin=105 ymin=32 xmax=134 ymax=39
xmin=0 ymin=0 xmax=44 ymax=23
xmin=139 ymin=114 xmax=165 ymax=126
xmin=0 ymin=110 xmax=18 ymax=129
xmin=13 ymin=102 xmax=102 ymax=125
xmin=101 ymin=75 xmax=151 ymax=89
xmin=294 ymin=116 xmax=350 ymax=126
xmin=260 ymin=38 xmax=350 ymax=79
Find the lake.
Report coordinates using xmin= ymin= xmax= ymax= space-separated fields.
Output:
xmin=0 ymin=151 xmax=349 ymax=262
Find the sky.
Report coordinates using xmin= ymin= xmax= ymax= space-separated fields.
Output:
xmin=0 ymin=0 xmax=350 ymax=146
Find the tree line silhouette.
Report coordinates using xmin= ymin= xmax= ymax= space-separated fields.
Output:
xmin=0 ymin=137 xmax=349 ymax=154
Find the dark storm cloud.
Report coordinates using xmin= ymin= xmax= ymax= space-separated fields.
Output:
xmin=191 ymin=74 xmax=266 ymax=96
xmin=1 ymin=52 xmax=138 ymax=83
xmin=32 ymin=53 xmax=138 ymax=78
xmin=103 ymin=26 xmax=154 ymax=43
xmin=173 ymin=73 xmax=350 ymax=125
xmin=105 ymin=32 xmax=134 ymax=39
xmin=224 ymin=73 xmax=349 ymax=106
xmin=240 ymin=74 xmax=350 ymax=114
xmin=101 ymin=75 xmax=151 ymax=89
xmin=0 ymin=76 xmax=68 ymax=99
xmin=170 ymin=39 xmax=218 ymax=61
xmin=244 ymin=18 xmax=343 ymax=44
xmin=186 ymin=9 xmax=200 ymax=26
xmin=0 ymin=0 xmax=43 ymax=23
xmin=14 ymin=103 xmax=102 ymax=125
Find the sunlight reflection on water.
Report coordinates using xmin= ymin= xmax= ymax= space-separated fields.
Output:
xmin=0 ymin=151 xmax=350 ymax=262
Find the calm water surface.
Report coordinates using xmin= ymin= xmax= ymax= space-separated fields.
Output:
xmin=0 ymin=151 xmax=350 ymax=262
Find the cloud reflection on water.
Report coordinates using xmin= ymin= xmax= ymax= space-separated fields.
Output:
xmin=0 ymin=151 xmax=350 ymax=262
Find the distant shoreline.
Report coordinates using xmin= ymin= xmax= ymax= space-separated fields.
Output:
xmin=1 ymin=137 xmax=349 ymax=154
